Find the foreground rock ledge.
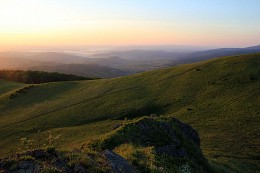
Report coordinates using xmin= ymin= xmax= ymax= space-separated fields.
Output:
xmin=0 ymin=116 xmax=210 ymax=173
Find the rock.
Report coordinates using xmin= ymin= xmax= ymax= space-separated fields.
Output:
xmin=54 ymin=158 xmax=68 ymax=170
xmin=157 ymin=144 xmax=189 ymax=158
xmin=74 ymin=164 xmax=87 ymax=173
xmin=15 ymin=161 xmax=36 ymax=173
xmin=103 ymin=150 xmax=135 ymax=173
xmin=136 ymin=117 xmax=180 ymax=145
xmin=158 ymin=120 xmax=180 ymax=145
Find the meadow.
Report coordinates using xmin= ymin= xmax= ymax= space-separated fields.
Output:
xmin=0 ymin=53 xmax=259 ymax=173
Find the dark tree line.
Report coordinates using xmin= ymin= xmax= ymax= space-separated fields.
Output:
xmin=0 ymin=70 xmax=92 ymax=84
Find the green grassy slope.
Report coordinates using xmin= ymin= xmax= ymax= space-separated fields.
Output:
xmin=0 ymin=53 xmax=259 ymax=172
xmin=0 ymin=80 xmax=24 ymax=96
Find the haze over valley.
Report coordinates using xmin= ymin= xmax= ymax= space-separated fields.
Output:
xmin=1 ymin=45 xmax=260 ymax=78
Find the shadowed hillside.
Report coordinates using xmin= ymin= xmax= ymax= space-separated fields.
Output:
xmin=0 ymin=53 xmax=259 ymax=172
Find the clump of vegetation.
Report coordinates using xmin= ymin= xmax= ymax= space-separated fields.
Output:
xmin=19 ymin=155 xmax=35 ymax=161
xmin=0 ymin=70 xmax=91 ymax=84
xmin=0 ymin=148 xmax=112 ymax=173
xmin=20 ymin=138 xmax=35 ymax=151
xmin=65 ymin=151 xmax=111 ymax=173
xmin=10 ymin=85 xmax=34 ymax=99
xmin=5 ymin=133 xmax=110 ymax=172
xmin=19 ymin=132 xmax=62 ymax=152
xmin=39 ymin=167 xmax=60 ymax=173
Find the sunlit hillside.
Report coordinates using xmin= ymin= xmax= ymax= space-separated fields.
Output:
xmin=0 ymin=53 xmax=259 ymax=172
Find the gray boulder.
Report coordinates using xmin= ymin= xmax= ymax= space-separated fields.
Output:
xmin=74 ymin=164 xmax=87 ymax=173
xmin=103 ymin=150 xmax=135 ymax=173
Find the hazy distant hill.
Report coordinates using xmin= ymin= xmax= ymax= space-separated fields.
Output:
xmin=87 ymin=56 xmax=130 ymax=67
xmin=1 ymin=45 xmax=259 ymax=77
xmin=90 ymin=50 xmax=184 ymax=71
xmin=245 ymin=45 xmax=260 ymax=49
xmin=87 ymin=55 xmax=174 ymax=72
xmin=90 ymin=46 xmax=260 ymax=68
xmin=91 ymin=49 xmax=182 ymax=60
xmin=174 ymin=45 xmax=260 ymax=64
xmin=25 ymin=52 xmax=90 ymax=64
xmin=0 ymin=54 xmax=132 ymax=78
xmin=0 ymin=51 xmax=175 ymax=75
xmin=0 ymin=56 xmax=57 ymax=69
xmin=30 ymin=63 xmax=131 ymax=78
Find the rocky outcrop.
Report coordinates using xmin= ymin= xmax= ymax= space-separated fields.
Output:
xmin=103 ymin=150 xmax=135 ymax=173
xmin=0 ymin=116 xmax=209 ymax=173
xmin=92 ymin=116 xmax=209 ymax=172
xmin=15 ymin=160 xmax=38 ymax=173
xmin=0 ymin=149 xmax=137 ymax=173
xmin=92 ymin=117 xmax=202 ymax=157
xmin=0 ymin=149 xmax=111 ymax=173
xmin=157 ymin=144 xmax=188 ymax=158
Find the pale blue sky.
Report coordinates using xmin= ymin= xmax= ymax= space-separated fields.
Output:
xmin=58 ymin=0 xmax=260 ymax=22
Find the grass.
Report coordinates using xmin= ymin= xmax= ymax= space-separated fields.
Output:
xmin=0 ymin=53 xmax=259 ymax=173
xmin=0 ymin=80 xmax=25 ymax=98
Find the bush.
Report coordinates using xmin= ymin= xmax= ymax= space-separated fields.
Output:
xmin=0 ymin=70 xmax=91 ymax=84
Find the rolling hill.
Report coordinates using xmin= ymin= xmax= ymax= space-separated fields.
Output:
xmin=91 ymin=46 xmax=260 ymax=67
xmin=0 ymin=52 xmax=89 ymax=64
xmin=90 ymin=49 xmax=182 ymax=60
xmin=0 ymin=51 xmax=174 ymax=74
xmin=0 ymin=53 xmax=259 ymax=172
xmin=174 ymin=45 xmax=260 ymax=64
xmin=30 ymin=64 xmax=131 ymax=78
xmin=1 ymin=45 xmax=260 ymax=77
xmin=0 ymin=55 xmax=131 ymax=78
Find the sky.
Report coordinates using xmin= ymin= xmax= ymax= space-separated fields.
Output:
xmin=0 ymin=0 xmax=260 ymax=51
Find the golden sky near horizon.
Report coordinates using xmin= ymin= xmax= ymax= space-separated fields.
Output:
xmin=0 ymin=0 xmax=259 ymax=50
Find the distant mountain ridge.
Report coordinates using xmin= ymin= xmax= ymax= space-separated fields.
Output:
xmin=0 ymin=54 xmax=131 ymax=78
xmin=90 ymin=49 xmax=182 ymax=60
xmin=174 ymin=45 xmax=260 ymax=64
xmin=0 ymin=45 xmax=259 ymax=78
xmin=246 ymin=45 xmax=260 ymax=49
